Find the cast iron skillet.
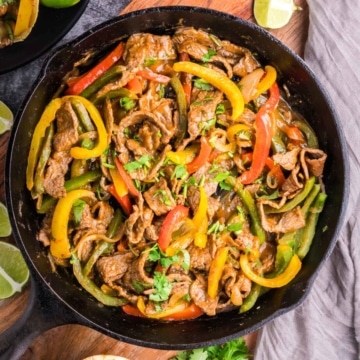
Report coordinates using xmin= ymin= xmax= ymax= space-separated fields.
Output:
xmin=1 ymin=6 xmax=349 ymax=359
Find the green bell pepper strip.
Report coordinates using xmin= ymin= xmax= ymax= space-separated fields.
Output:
xmin=267 ymin=176 xmax=316 ymax=214
xmin=296 ymin=192 xmax=327 ymax=259
xmin=226 ymin=176 xmax=266 ymax=244
xmin=91 ymin=87 xmax=138 ymax=105
xmin=170 ymin=75 xmax=188 ymax=147
xmin=80 ymin=65 xmax=125 ymax=99
xmin=239 ymin=283 xmax=262 ymax=314
xmin=72 ymin=253 xmax=127 ymax=306
xmin=292 ymin=119 xmax=319 ymax=149
xmin=37 ymin=169 xmax=102 ymax=214
xmin=271 ymin=133 xmax=287 ymax=154
xmin=278 ymin=183 xmax=321 ymax=248
xmin=33 ymin=123 xmax=54 ymax=196
xmin=71 ymin=97 xmax=95 ymax=132
xmin=81 ymin=208 xmax=123 ymax=276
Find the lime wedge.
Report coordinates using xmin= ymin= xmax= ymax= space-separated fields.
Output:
xmin=0 ymin=100 xmax=14 ymax=135
xmin=254 ymin=0 xmax=300 ymax=29
xmin=0 ymin=201 xmax=11 ymax=237
xmin=0 ymin=241 xmax=29 ymax=299
xmin=40 ymin=0 xmax=80 ymax=8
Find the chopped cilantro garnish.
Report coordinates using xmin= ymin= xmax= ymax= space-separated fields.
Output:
xmin=193 ymin=78 xmax=214 ymax=91
xmin=124 ymin=155 xmax=152 ymax=172
xmin=72 ymin=200 xmax=86 ymax=224
xmin=120 ymin=97 xmax=136 ymax=111
xmin=202 ymin=49 xmax=217 ymax=63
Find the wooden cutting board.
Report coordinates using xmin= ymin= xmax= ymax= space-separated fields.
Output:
xmin=0 ymin=0 xmax=309 ymax=359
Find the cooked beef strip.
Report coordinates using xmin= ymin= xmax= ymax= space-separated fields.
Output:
xmin=143 ymin=177 xmax=176 ymax=216
xmin=190 ymin=275 xmax=218 ymax=316
xmin=96 ymin=252 xmax=134 ymax=284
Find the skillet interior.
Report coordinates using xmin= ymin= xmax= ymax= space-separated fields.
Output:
xmin=5 ymin=7 xmax=348 ymax=349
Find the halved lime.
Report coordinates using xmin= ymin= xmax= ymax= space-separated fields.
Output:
xmin=0 ymin=202 xmax=11 ymax=237
xmin=40 ymin=0 xmax=80 ymax=8
xmin=254 ymin=0 xmax=300 ymax=29
xmin=0 ymin=100 xmax=14 ymax=135
xmin=0 ymin=241 xmax=29 ymax=299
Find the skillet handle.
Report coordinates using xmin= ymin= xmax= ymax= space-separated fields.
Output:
xmin=0 ymin=273 xmax=81 ymax=360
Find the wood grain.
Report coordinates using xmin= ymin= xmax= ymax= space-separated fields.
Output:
xmin=0 ymin=1 xmax=309 ymax=358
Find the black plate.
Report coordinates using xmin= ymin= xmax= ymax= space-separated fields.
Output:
xmin=0 ymin=1 xmax=89 ymax=74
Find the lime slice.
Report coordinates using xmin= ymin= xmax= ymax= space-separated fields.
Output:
xmin=40 ymin=0 xmax=80 ymax=8
xmin=0 ymin=201 xmax=12 ymax=237
xmin=0 ymin=100 xmax=14 ymax=135
xmin=254 ymin=0 xmax=300 ymax=29
xmin=0 ymin=241 xmax=30 ymax=299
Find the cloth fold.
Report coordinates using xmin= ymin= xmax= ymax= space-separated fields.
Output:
xmin=254 ymin=0 xmax=360 ymax=359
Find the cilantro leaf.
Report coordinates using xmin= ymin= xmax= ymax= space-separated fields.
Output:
xmin=72 ymin=200 xmax=86 ymax=224
xmin=202 ymin=49 xmax=217 ymax=63
xmin=193 ymin=78 xmax=214 ymax=91
xmin=124 ymin=155 xmax=152 ymax=172
xmin=149 ymin=271 xmax=173 ymax=302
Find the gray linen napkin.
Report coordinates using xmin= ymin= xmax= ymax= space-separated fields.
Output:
xmin=254 ymin=0 xmax=360 ymax=359
xmin=0 ymin=0 xmax=130 ymax=112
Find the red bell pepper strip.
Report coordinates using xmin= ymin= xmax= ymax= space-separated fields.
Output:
xmin=115 ymin=156 xmax=140 ymax=198
xmin=179 ymin=52 xmax=192 ymax=106
xmin=136 ymin=69 xmax=171 ymax=84
xmin=162 ymin=303 xmax=204 ymax=320
xmin=265 ymin=157 xmax=285 ymax=187
xmin=65 ymin=42 xmax=125 ymax=95
xmin=125 ymin=76 xmax=143 ymax=94
xmin=158 ymin=205 xmax=190 ymax=252
xmin=186 ymin=136 xmax=212 ymax=174
xmin=122 ymin=304 xmax=144 ymax=317
xmin=240 ymin=82 xmax=280 ymax=185
xmin=108 ymin=184 xmax=132 ymax=216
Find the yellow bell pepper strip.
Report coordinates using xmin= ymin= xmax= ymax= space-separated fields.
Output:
xmin=26 ymin=97 xmax=62 ymax=191
xmin=254 ymin=65 xmax=277 ymax=98
xmin=296 ymin=192 xmax=327 ymax=259
xmin=62 ymin=96 xmax=108 ymax=160
xmin=170 ymin=75 xmax=188 ymax=147
xmin=109 ymin=167 xmax=128 ymax=197
xmin=72 ymin=253 xmax=127 ymax=306
xmin=226 ymin=123 xmax=252 ymax=143
xmin=192 ymin=186 xmax=208 ymax=248
xmin=240 ymin=253 xmax=302 ymax=288
xmin=166 ymin=144 xmax=198 ymax=165
xmin=13 ymin=0 xmax=36 ymax=37
xmin=158 ymin=205 xmax=190 ymax=252
xmin=137 ymin=296 xmax=194 ymax=319
xmin=226 ymin=176 xmax=266 ymax=244
xmin=186 ymin=136 xmax=212 ymax=174
xmin=208 ymin=246 xmax=229 ymax=299
xmin=267 ymin=176 xmax=316 ymax=214
xmin=50 ymin=189 xmax=96 ymax=259
xmin=65 ymin=42 xmax=125 ymax=95
xmin=173 ymin=61 xmax=244 ymax=121
xmin=240 ymin=82 xmax=280 ymax=185
xmin=114 ymin=156 xmax=140 ymax=197
xmin=166 ymin=218 xmax=195 ymax=256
